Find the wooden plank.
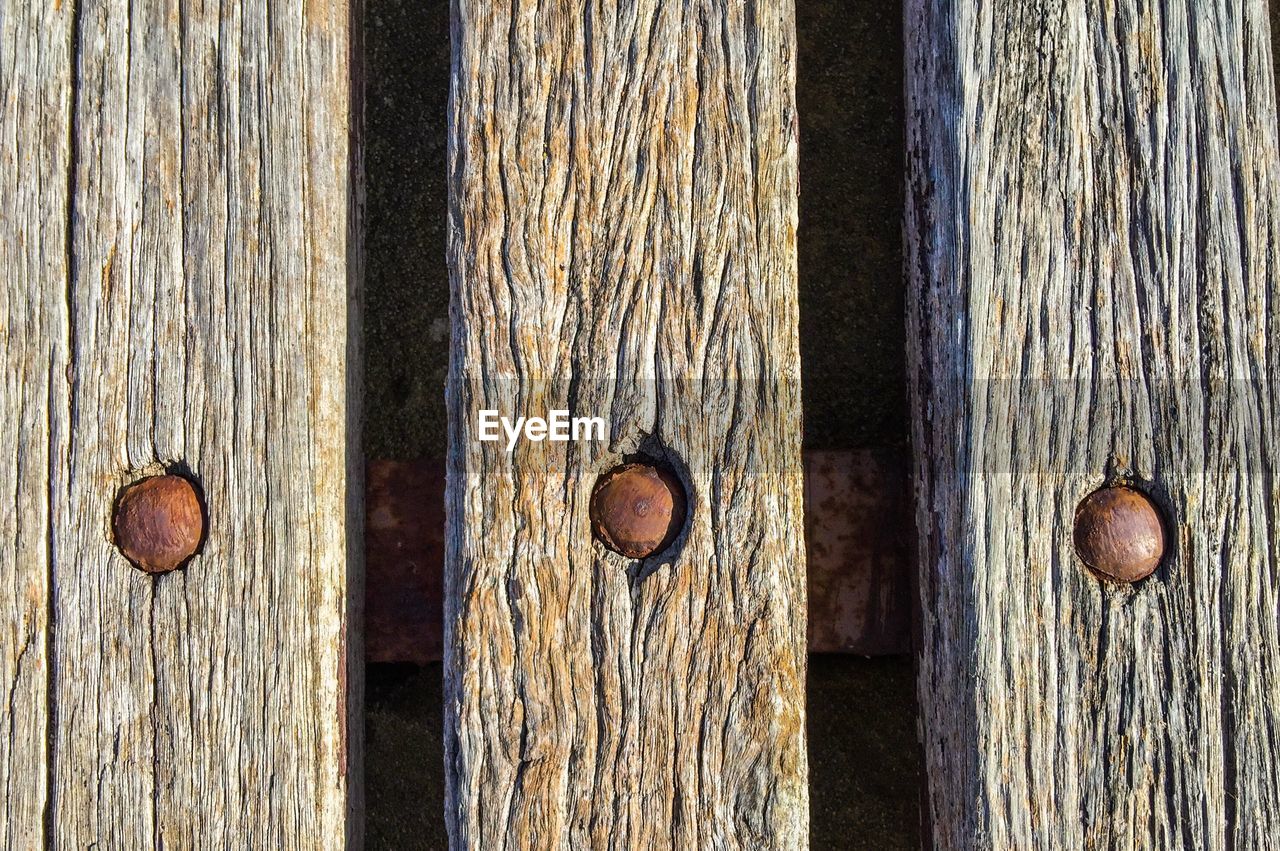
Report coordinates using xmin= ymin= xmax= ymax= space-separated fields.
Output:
xmin=367 ymin=451 xmax=910 ymax=663
xmin=446 ymin=1 xmax=808 ymax=846
xmin=906 ymin=0 xmax=1280 ymax=846
xmin=2 ymin=0 xmax=361 ymax=844
xmin=0 ymin=1 xmax=74 ymax=846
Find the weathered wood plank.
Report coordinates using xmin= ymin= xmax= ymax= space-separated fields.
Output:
xmin=906 ymin=0 xmax=1280 ymax=846
xmin=446 ymin=1 xmax=808 ymax=847
xmin=2 ymin=0 xmax=361 ymax=844
xmin=0 ymin=1 xmax=74 ymax=846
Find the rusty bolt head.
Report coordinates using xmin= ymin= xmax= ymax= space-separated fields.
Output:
xmin=1072 ymin=485 xmax=1165 ymax=583
xmin=589 ymin=463 xmax=686 ymax=559
xmin=112 ymin=474 xmax=205 ymax=574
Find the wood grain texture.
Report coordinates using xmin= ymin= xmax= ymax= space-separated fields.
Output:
xmin=445 ymin=1 xmax=808 ymax=847
xmin=0 ymin=1 xmax=73 ymax=846
xmin=906 ymin=0 xmax=1280 ymax=846
xmin=1 ymin=0 xmax=361 ymax=844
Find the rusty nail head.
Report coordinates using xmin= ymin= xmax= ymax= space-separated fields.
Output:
xmin=112 ymin=474 xmax=205 ymax=574
xmin=1072 ymin=485 xmax=1165 ymax=583
xmin=589 ymin=463 xmax=686 ymax=559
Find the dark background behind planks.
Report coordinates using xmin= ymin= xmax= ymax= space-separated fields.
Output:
xmin=362 ymin=1 xmax=1280 ymax=846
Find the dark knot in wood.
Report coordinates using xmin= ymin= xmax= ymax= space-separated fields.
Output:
xmin=1072 ymin=485 xmax=1165 ymax=583
xmin=589 ymin=463 xmax=686 ymax=559
xmin=112 ymin=474 xmax=206 ymax=574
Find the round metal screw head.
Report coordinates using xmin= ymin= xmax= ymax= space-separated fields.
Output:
xmin=589 ymin=463 xmax=686 ymax=559
xmin=112 ymin=474 xmax=205 ymax=574
xmin=1073 ymin=485 xmax=1165 ymax=583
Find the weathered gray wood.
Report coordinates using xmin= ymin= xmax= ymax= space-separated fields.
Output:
xmin=446 ymin=1 xmax=808 ymax=847
xmin=1 ymin=0 xmax=361 ymax=844
xmin=0 ymin=1 xmax=73 ymax=846
xmin=906 ymin=0 xmax=1280 ymax=846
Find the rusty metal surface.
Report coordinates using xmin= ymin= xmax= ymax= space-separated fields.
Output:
xmin=803 ymin=449 xmax=912 ymax=655
xmin=365 ymin=460 xmax=445 ymax=663
xmin=366 ymin=450 xmax=912 ymax=661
